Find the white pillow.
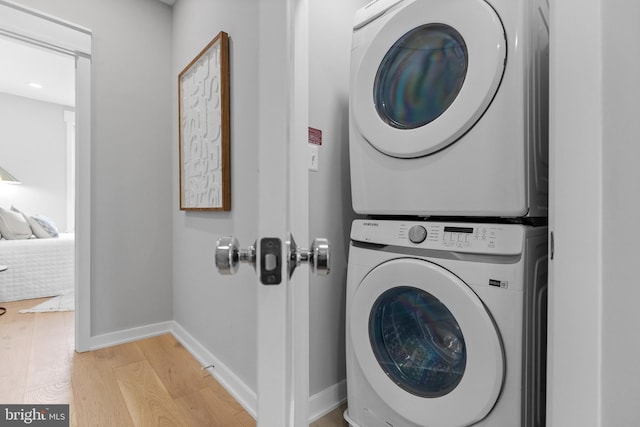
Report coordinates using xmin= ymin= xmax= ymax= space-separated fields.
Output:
xmin=0 ymin=207 xmax=32 ymax=239
xmin=29 ymin=215 xmax=59 ymax=238
xmin=10 ymin=206 xmax=59 ymax=239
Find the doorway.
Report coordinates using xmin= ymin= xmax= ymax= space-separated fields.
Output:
xmin=0 ymin=0 xmax=92 ymax=351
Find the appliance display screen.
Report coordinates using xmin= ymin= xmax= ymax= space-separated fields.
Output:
xmin=443 ymin=226 xmax=474 ymax=234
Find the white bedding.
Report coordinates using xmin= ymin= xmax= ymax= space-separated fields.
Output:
xmin=0 ymin=233 xmax=74 ymax=302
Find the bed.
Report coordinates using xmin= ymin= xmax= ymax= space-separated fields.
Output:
xmin=0 ymin=233 xmax=74 ymax=302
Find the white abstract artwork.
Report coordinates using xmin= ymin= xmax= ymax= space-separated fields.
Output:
xmin=179 ymin=31 xmax=230 ymax=210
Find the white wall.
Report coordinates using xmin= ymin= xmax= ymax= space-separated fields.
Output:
xmin=13 ymin=0 xmax=174 ymax=336
xmin=600 ymin=1 xmax=640 ymax=424
xmin=308 ymin=0 xmax=368 ymax=398
xmin=0 ymin=93 xmax=70 ymax=231
xmin=549 ymin=0 xmax=640 ymax=425
xmin=172 ymin=0 xmax=259 ymax=394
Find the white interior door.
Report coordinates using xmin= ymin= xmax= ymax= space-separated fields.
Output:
xmin=257 ymin=0 xmax=310 ymax=425
xmin=215 ymin=0 xmax=327 ymax=426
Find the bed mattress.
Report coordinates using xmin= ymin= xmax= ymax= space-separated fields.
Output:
xmin=0 ymin=233 xmax=74 ymax=302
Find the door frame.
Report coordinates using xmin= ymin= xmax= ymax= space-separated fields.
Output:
xmin=0 ymin=0 xmax=92 ymax=352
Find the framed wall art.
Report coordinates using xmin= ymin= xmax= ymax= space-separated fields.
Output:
xmin=179 ymin=31 xmax=230 ymax=211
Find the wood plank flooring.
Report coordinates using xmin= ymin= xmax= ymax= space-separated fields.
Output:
xmin=0 ymin=297 xmax=347 ymax=426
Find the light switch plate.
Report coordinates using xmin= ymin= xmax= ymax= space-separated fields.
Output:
xmin=308 ymin=145 xmax=319 ymax=172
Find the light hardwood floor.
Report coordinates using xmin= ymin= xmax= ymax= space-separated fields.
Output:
xmin=0 ymin=297 xmax=348 ymax=426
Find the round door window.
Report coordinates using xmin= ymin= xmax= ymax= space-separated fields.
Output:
xmin=374 ymin=24 xmax=468 ymax=130
xmin=369 ymin=286 xmax=466 ymax=397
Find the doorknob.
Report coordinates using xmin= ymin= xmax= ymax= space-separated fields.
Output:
xmin=215 ymin=236 xmax=256 ymax=275
xmin=288 ymin=233 xmax=331 ymax=278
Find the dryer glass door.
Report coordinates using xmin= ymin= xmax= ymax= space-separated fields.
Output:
xmin=351 ymin=0 xmax=506 ymax=158
xmin=374 ymin=24 xmax=468 ymax=130
xmin=370 ymin=286 xmax=467 ymax=398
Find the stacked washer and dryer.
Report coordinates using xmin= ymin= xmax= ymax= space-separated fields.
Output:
xmin=344 ymin=0 xmax=549 ymax=426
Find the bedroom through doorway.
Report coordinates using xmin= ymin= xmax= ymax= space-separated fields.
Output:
xmin=0 ymin=0 xmax=92 ymax=353
xmin=0 ymin=35 xmax=76 ymax=319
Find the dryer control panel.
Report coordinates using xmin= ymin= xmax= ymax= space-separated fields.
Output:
xmin=351 ymin=219 xmax=526 ymax=255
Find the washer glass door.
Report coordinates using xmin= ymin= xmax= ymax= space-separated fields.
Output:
xmin=370 ymin=286 xmax=467 ymax=398
xmin=350 ymin=258 xmax=504 ymax=427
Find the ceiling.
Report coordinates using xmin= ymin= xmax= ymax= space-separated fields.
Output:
xmin=0 ymin=0 xmax=175 ymax=107
xmin=0 ymin=36 xmax=75 ymax=107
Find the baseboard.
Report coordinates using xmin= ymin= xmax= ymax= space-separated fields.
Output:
xmin=170 ymin=321 xmax=258 ymax=419
xmin=172 ymin=321 xmax=346 ymax=423
xmin=310 ymin=380 xmax=347 ymax=423
xmin=86 ymin=319 xmax=344 ymax=424
xmin=88 ymin=321 xmax=173 ymax=350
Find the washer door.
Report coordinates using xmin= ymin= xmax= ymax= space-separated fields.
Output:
xmin=351 ymin=0 xmax=506 ymax=158
xmin=350 ymin=258 xmax=504 ymax=427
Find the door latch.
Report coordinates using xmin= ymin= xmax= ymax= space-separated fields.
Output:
xmin=260 ymin=237 xmax=282 ymax=285
xmin=215 ymin=235 xmax=329 ymax=284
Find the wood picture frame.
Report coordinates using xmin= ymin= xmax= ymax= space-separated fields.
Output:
xmin=178 ymin=31 xmax=230 ymax=211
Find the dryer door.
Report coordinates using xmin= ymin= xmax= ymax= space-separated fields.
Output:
xmin=351 ymin=0 xmax=505 ymax=158
xmin=350 ymin=258 xmax=504 ymax=427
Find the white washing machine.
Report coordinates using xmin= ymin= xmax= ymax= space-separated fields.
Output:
xmin=349 ymin=0 xmax=549 ymax=217
xmin=344 ymin=219 xmax=548 ymax=427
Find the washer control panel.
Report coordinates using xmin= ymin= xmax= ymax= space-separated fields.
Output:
xmin=351 ymin=219 xmax=525 ymax=255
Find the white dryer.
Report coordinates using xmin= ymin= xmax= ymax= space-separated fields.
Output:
xmin=344 ymin=219 xmax=548 ymax=427
xmin=349 ymin=0 xmax=549 ymax=217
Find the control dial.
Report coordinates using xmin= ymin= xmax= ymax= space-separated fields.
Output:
xmin=408 ymin=225 xmax=427 ymax=244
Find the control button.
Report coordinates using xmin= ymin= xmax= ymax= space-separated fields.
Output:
xmin=408 ymin=225 xmax=427 ymax=244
